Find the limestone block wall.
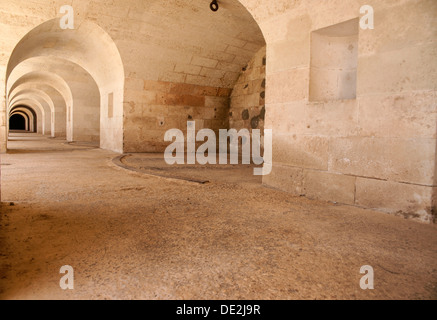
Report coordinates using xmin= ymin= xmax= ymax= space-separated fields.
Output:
xmin=123 ymin=79 xmax=231 ymax=152
xmin=10 ymin=89 xmax=53 ymax=136
xmin=259 ymin=0 xmax=437 ymax=222
xmin=230 ymin=46 xmax=266 ymax=133
xmin=8 ymin=57 xmax=101 ymax=142
xmin=10 ymin=106 xmax=38 ymax=133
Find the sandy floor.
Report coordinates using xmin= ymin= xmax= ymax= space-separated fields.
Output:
xmin=0 ymin=132 xmax=436 ymax=300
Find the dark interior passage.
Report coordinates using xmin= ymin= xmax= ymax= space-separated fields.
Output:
xmin=9 ymin=114 xmax=26 ymax=130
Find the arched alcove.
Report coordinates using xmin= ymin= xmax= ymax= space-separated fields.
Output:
xmin=9 ymin=101 xmax=43 ymax=134
xmin=9 ymin=89 xmax=53 ymax=136
xmin=9 ymin=103 xmax=39 ymax=133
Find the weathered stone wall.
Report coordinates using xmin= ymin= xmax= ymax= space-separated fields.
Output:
xmin=258 ymin=0 xmax=437 ymax=222
xmin=230 ymin=46 xmax=266 ymax=134
xmin=124 ymin=79 xmax=231 ymax=152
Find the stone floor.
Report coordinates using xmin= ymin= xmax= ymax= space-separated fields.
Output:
xmin=0 ymin=132 xmax=436 ymax=300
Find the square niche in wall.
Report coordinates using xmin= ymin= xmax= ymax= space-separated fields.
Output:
xmin=309 ymin=18 xmax=359 ymax=102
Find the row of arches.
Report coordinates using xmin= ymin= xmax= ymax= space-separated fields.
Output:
xmin=4 ymin=0 xmax=266 ymax=154
xmin=9 ymin=106 xmax=37 ymax=132
xmin=5 ymin=18 xmax=125 ymax=151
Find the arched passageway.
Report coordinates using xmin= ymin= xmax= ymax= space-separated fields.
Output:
xmin=3 ymin=1 xmax=265 ymax=154
xmin=9 ymin=114 xmax=26 ymax=131
xmin=5 ymin=18 xmax=124 ymax=151
xmin=9 ymin=104 xmax=40 ymax=134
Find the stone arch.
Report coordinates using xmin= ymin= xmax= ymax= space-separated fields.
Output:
xmin=8 ymin=70 xmax=73 ymax=110
xmin=118 ymin=0 xmax=266 ymax=152
xmin=9 ymin=88 xmax=54 ymax=136
xmin=6 ymin=18 xmax=125 ymax=152
xmin=10 ymin=105 xmax=38 ymax=132
xmin=9 ymin=100 xmax=44 ymax=134
xmin=10 ymin=112 xmax=29 ymax=131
